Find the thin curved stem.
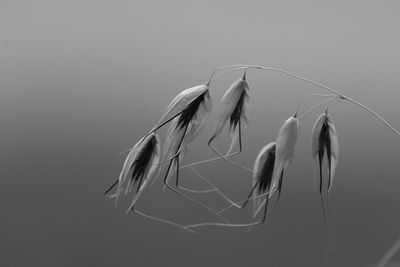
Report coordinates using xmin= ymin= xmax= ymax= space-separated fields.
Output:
xmin=223 ymin=64 xmax=345 ymax=97
xmin=298 ymin=97 xmax=339 ymax=120
xmin=219 ymin=188 xmax=276 ymax=214
xmin=295 ymin=93 xmax=337 ymax=115
xmin=180 ymin=151 xmax=240 ymax=169
xmin=252 ymin=65 xmax=344 ymax=97
xmin=176 ymin=167 xmax=218 ymax=194
xmin=206 ymin=65 xmax=250 ymax=86
xmin=121 ymin=182 xmax=196 ymax=234
xmin=185 ymin=198 xmax=272 ymax=230
xmin=376 ymin=234 xmax=400 ymax=267
xmin=344 ymin=97 xmax=400 ymax=137
xmin=208 ymin=141 xmax=253 ymax=173
xmin=151 ymin=145 xmax=242 ymax=188
xmin=214 ymin=64 xmax=400 ymax=138
xmin=209 ymin=66 xmax=250 ymax=85
xmin=178 ymin=187 xmax=216 ymax=194
xmin=188 ymin=166 xmax=240 ymax=209
xmin=325 ymin=98 xmax=335 ymax=112
xmin=184 ymin=220 xmax=264 ymax=229
xmin=164 ymin=179 xmax=230 ymax=224
xmin=132 ymin=208 xmax=196 ymax=234
xmin=162 ymin=132 xmax=231 ymax=224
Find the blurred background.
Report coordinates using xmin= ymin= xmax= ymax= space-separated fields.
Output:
xmin=1 ymin=0 xmax=400 ymax=266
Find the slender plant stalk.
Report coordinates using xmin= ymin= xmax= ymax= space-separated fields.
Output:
xmin=295 ymin=93 xmax=337 ymax=115
xmin=209 ymin=66 xmax=250 ymax=84
xmin=188 ymin=166 xmax=240 ymax=208
xmin=343 ymin=97 xmax=400 ymax=137
xmin=184 ymin=220 xmax=263 ymax=229
xmin=180 ymin=152 xmax=239 ymax=169
xmin=208 ymin=142 xmax=253 ymax=173
xmin=219 ymin=188 xmax=276 ymax=214
xmin=133 ymin=209 xmax=196 ymax=234
xmin=208 ymin=64 xmax=400 ymax=138
xmin=206 ymin=65 xmax=250 ymax=86
xmin=298 ymin=97 xmax=339 ymax=120
xmin=376 ymin=235 xmax=400 ymax=267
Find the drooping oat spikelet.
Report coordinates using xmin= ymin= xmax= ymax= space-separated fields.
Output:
xmin=124 ymin=135 xmax=161 ymax=212
xmin=209 ymin=71 xmax=251 ymax=154
xmin=311 ymin=110 xmax=338 ymax=257
xmin=105 ymin=133 xmax=197 ymax=233
xmin=163 ymin=117 xmax=189 ymax=184
xmin=311 ymin=110 xmax=339 ymax=194
xmin=251 ymin=142 xmax=276 ymax=218
xmin=105 ymin=133 xmax=161 ymax=208
xmin=271 ymin=114 xmax=300 ymax=193
xmin=158 ymin=89 xmax=230 ymax=223
xmin=162 ymin=89 xmax=213 ymax=184
xmin=149 ymin=84 xmax=210 ymax=135
xmin=225 ymin=116 xmax=299 ymax=218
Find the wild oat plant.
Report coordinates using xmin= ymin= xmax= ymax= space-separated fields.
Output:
xmin=104 ymin=64 xmax=400 ymax=265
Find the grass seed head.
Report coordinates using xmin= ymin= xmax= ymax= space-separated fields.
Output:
xmin=162 ymin=90 xmax=212 ymax=182
xmin=252 ymin=142 xmax=276 ymax=217
xmin=114 ymin=133 xmax=161 ymax=205
xmin=311 ymin=111 xmax=339 ymax=193
xmin=272 ymin=115 xmax=300 ymax=192
xmin=151 ymin=84 xmax=209 ymax=133
xmin=209 ymin=74 xmax=251 ymax=152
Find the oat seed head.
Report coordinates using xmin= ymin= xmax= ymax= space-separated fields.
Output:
xmin=162 ymin=90 xmax=213 ymax=182
xmin=271 ymin=115 xmax=300 ymax=193
xmin=115 ymin=133 xmax=161 ymax=206
xmin=209 ymin=74 xmax=251 ymax=152
xmin=311 ymin=112 xmax=339 ymax=193
xmin=252 ymin=142 xmax=276 ymax=217
xmin=150 ymin=84 xmax=209 ymax=134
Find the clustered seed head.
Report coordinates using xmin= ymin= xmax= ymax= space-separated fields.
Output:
xmin=102 ymin=64 xmax=400 ymax=265
xmin=105 ymin=66 xmax=345 ymax=231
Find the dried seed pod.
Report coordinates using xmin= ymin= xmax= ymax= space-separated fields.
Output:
xmin=252 ymin=142 xmax=276 ymax=217
xmin=106 ymin=133 xmax=161 ymax=208
xmin=311 ymin=110 xmax=338 ymax=254
xmin=209 ymin=72 xmax=251 ymax=153
xmin=271 ymin=114 xmax=300 ymax=193
xmin=162 ymin=89 xmax=213 ymax=187
xmin=150 ymin=84 xmax=209 ymax=134
xmin=311 ymin=110 xmax=339 ymax=194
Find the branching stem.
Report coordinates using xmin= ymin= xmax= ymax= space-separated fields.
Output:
xmin=208 ymin=64 xmax=400 ymax=138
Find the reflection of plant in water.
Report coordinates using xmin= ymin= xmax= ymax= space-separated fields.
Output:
xmin=104 ymin=64 xmax=400 ymax=265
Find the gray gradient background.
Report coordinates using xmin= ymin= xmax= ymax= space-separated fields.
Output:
xmin=1 ymin=1 xmax=400 ymax=266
